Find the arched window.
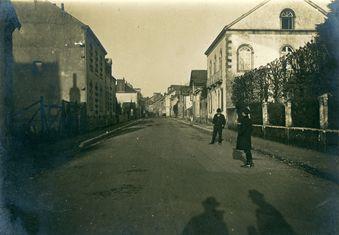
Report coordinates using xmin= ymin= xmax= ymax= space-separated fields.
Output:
xmin=280 ymin=45 xmax=294 ymax=57
xmin=237 ymin=45 xmax=253 ymax=72
xmin=280 ymin=9 xmax=295 ymax=30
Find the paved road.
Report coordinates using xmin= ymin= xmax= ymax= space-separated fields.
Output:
xmin=8 ymin=118 xmax=339 ymax=234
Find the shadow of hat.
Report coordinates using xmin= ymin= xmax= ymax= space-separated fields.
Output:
xmin=202 ymin=197 xmax=220 ymax=209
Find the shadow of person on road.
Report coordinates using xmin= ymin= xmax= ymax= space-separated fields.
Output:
xmin=248 ymin=190 xmax=296 ymax=235
xmin=181 ymin=197 xmax=229 ymax=235
xmin=7 ymin=203 xmax=40 ymax=235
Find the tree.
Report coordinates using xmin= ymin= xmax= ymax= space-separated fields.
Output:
xmin=316 ymin=0 xmax=339 ymax=128
xmin=317 ymin=1 xmax=339 ymax=63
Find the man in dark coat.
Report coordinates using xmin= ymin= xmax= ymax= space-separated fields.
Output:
xmin=210 ymin=108 xmax=226 ymax=144
xmin=236 ymin=107 xmax=254 ymax=167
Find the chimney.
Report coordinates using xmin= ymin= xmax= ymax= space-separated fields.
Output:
xmin=61 ymin=3 xmax=65 ymax=11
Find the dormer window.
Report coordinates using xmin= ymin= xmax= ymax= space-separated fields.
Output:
xmin=280 ymin=9 xmax=295 ymax=30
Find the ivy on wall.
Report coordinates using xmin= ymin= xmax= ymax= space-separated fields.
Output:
xmin=231 ymin=41 xmax=336 ymax=127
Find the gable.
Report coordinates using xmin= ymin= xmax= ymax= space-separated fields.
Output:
xmin=228 ymin=0 xmax=327 ymax=30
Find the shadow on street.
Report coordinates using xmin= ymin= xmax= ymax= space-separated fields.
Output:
xmin=247 ymin=189 xmax=296 ymax=235
xmin=7 ymin=203 xmax=40 ymax=235
xmin=3 ymin=121 xmax=148 ymax=235
xmin=181 ymin=197 xmax=229 ymax=235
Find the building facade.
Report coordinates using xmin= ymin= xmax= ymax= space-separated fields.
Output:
xmin=205 ymin=0 xmax=327 ymax=125
xmin=116 ymin=79 xmax=144 ymax=119
xmin=165 ymin=85 xmax=191 ymax=118
xmin=145 ymin=93 xmax=164 ymax=117
xmin=12 ymin=1 xmax=117 ymax=130
xmin=189 ymin=70 xmax=207 ymax=121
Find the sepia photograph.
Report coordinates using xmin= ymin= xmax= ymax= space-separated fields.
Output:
xmin=0 ymin=0 xmax=338 ymax=234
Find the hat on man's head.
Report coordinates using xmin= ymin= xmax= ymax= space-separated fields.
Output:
xmin=217 ymin=108 xmax=222 ymax=113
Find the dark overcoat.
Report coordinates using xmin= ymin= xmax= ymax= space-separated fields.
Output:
xmin=212 ymin=114 xmax=226 ymax=128
xmin=236 ymin=116 xmax=252 ymax=150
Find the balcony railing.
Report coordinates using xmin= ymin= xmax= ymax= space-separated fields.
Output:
xmin=207 ymin=70 xmax=222 ymax=87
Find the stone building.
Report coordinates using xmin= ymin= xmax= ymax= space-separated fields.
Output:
xmin=116 ymin=79 xmax=144 ymax=119
xmin=145 ymin=93 xmax=164 ymax=117
xmin=189 ymin=70 xmax=207 ymax=121
xmin=164 ymin=91 xmax=172 ymax=117
xmin=205 ymin=0 xmax=327 ymax=126
xmin=11 ymin=1 xmax=117 ymax=129
xmin=165 ymin=85 xmax=191 ymax=118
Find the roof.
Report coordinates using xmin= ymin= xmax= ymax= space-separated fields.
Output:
xmin=189 ymin=70 xmax=207 ymax=87
xmin=167 ymin=85 xmax=192 ymax=95
xmin=116 ymin=79 xmax=137 ymax=93
xmin=168 ymin=84 xmax=188 ymax=91
xmin=147 ymin=95 xmax=164 ymax=105
xmin=205 ymin=0 xmax=328 ymax=55
xmin=12 ymin=1 xmax=106 ymax=54
xmin=0 ymin=1 xmax=21 ymax=30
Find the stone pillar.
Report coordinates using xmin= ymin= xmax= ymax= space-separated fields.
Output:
xmin=285 ymin=100 xmax=292 ymax=127
xmin=319 ymin=93 xmax=329 ymax=129
xmin=262 ymin=101 xmax=269 ymax=125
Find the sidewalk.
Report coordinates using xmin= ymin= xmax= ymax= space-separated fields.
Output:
xmin=176 ymin=118 xmax=339 ymax=184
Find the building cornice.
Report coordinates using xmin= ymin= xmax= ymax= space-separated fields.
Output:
xmin=227 ymin=29 xmax=318 ymax=34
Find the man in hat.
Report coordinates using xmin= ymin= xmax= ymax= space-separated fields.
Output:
xmin=236 ymin=107 xmax=254 ymax=167
xmin=210 ymin=108 xmax=226 ymax=144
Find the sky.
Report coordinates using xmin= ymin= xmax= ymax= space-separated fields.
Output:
xmin=46 ymin=0 xmax=330 ymax=97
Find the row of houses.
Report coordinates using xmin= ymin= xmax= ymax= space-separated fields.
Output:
xmin=145 ymin=70 xmax=208 ymax=123
xmin=5 ymin=1 xmax=144 ymax=138
xmin=147 ymin=0 xmax=328 ymax=127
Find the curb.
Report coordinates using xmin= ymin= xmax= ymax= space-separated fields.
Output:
xmin=176 ymin=119 xmax=213 ymax=133
xmin=79 ymin=120 xmax=140 ymax=149
xmin=176 ymin=119 xmax=339 ymax=185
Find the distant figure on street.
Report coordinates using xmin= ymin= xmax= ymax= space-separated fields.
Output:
xmin=210 ymin=108 xmax=226 ymax=144
xmin=236 ymin=107 xmax=254 ymax=167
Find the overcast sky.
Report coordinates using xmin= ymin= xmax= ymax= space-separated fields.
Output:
xmin=48 ymin=0 xmax=330 ymax=97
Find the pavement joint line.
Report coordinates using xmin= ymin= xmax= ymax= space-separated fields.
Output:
xmin=175 ymin=118 xmax=339 ymax=185
xmin=78 ymin=120 xmax=141 ymax=149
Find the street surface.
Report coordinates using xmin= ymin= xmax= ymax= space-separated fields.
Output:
xmin=6 ymin=118 xmax=339 ymax=234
